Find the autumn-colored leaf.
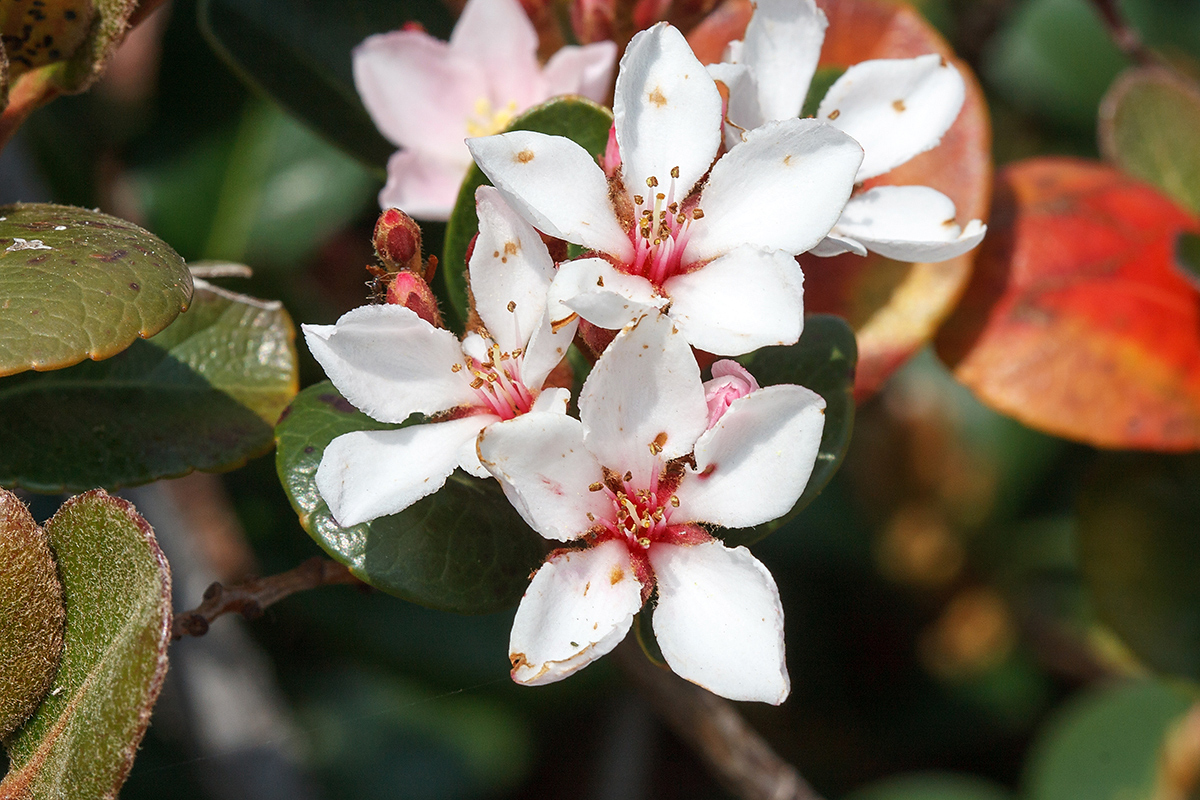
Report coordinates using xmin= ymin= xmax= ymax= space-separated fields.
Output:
xmin=936 ymin=157 xmax=1200 ymax=451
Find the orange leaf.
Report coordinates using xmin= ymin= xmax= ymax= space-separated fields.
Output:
xmin=689 ymin=0 xmax=992 ymax=400
xmin=937 ymin=157 xmax=1200 ymax=451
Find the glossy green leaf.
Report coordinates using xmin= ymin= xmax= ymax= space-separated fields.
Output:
xmin=0 ymin=489 xmax=63 ymax=739
xmin=1100 ymin=67 xmax=1200 ymax=214
xmin=197 ymin=0 xmax=453 ymax=169
xmin=844 ymin=772 xmax=1014 ymax=800
xmin=442 ymin=97 xmax=614 ymax=331
xmin=0 ymin=281 xmax=298 ymax=492
xmin=1024 ymin=680 xmax=1193 ymax=800
xmin=800 ymin=66 xmax=846 ymax=119
xmin=1 ymin=490 xmax=172 ymax=799
xmin=721 ymin=314 xmax=858 ymax=547
xmin=275 ymin=381 xmax=546 ymax=614
xmin=1077 ymin=453 xmax=1200 ymax=682
xmin=0 ymin=203 xmax=193 ymax=376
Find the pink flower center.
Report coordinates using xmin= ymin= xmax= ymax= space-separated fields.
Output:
xmin=703 ymin=360 xmax=761 ymax=428
xmin=458 ymin=339 xmax=535 ymax=420
xmin=626 ymin=166 xmax=704 ymax=288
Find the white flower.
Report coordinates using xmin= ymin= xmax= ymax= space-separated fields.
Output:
xmin=477 ymin=312 xmax=827 ymax=704
xmin=466 ymin=22 xmax=864 ymax=357
xmin=353 ymin=0 xmax=618 ymax=221
xmin=713 ymin=0 xmax=986 ymax=262
xmin=302 ymin=187 xmax=578 ymax=527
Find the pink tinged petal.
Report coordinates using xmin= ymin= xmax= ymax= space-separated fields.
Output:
xmin=834 ymin=185 xmax=987 ymax=262
xmin=614 ymin=23 xmax=723 ymax=200
xmin=316 ymin=416 xmax=491 ymax=527
xmin=548 ymin=257 xmax=664 ymax=332
xmin=466 ymin=132 xmax=633 ymax=261
xmin=703 ymin=360 xmax=761 ymax=428
xmin=580 ymin=313 xmax=708 ymax=485
xmin=449 ymin=0 xmax=544 ymax=108
xmin=663 ymin=246 xmax=804 ymax=356
xmin=808 ymin=233 xmax=868 ymax=258
xmin=739 ymin=0 xmax=827 ymax=123
xmin=683 ymin=118 xmax=864 ymax=263
xmin=650 ymin=540 xmax=790 ymax=704
xmin=818 ymin=54 xmax=966 ymax=181
xmin=543 ymin=41 xmax=620 ymax=102
xmin=674 ymin=384 xmax=826 ymax=528
xmin=302 ymin=305 xmax=477 ymax=423
xmin=353 ymin=31 xmax=484 ymax=160
xmin=469 ymin=185 xmax=556 ymax=353
xmin=477 ymin=413 xmax=611 ymax=541
xmin=378 ymin=149 xmax=469 ymax=222
xmin=509 ymin=540 xmax=644 ymax=685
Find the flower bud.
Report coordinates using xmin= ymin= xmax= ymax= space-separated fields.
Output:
xmin=373 ymin=208 xmax=425 ymax=276
xmin=702 ymin=360 xmax=760 ymax=428
xmin=571 ymin=0 xmax=616 ymax=44
xmin=600 ymin=123 xmax=621 ymax=179
xmin=386 ymin=271 xmax=443 ymax=328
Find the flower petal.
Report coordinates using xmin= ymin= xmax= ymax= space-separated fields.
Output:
xmin=548 ymin=257 xmax=664 ymax=332
xmin=302 ymin=305 xmax=477 ymax=422
xmin=650 ymin=540 xmax=789 ymax=704
xmin=467 ymin=131 xmax=633 ymax=261
xmin=738 ymin=0 xmax=827 ymax=123
xmin=316 ymin=417 xmax=490 ymax=527
xmin=614 ymin=23 xmax=723 ymax=200
xmin=674 ymin=385 xmax=825 ymax=528
xmin=477 ymin=412 xmax=611 ymax=541
xmin=663 ymin=245 xmax=803 ymax=356
xmin=353 ymin=31 xmax=483 ymax=160
xmin=449 ymin=0 xmax=545 ymax=109
xmin=818 ymin=54 xmax=966 ymax=181
xmin=469 ymin=185 xmax=556 ymax=353
xmin=832 ymin=185 xmax=986 ymax=262
xmin=378 ymin=149 xmax=469 ymax=222
xmin=580 ymin=313 xmax=707 ymax=485
xmin=807 ymin=233 xmax=868 ymax=258
xmin=521 ymin=310 xmax=579 ymax=390
xmin=509 ymin=540 xmax=643 ymax=685
xmin=543 ymin=42 xmax=620 ymax=103
xmin=683 ymin=118 xmax=863 ymax=262
xmin=707 ymin=61 xmax=760 ymax=150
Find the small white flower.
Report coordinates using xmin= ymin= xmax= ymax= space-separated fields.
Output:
xmin=714 ymin=0 xmax=986 ymax=262
xmin=354 ymin=0 xmax=618 ymax=220
xmin=467 ymin=22 xmax=864 ymax=357
xmin=302 ymin=187 xmax=578 ymax=527
xmin=477 ymin=313 xmax=827 ymax=704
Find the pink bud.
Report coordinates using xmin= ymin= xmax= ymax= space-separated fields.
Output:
xmin=571 ymin=0 xmax=616 ymax=44
xmin=374 ymin=208 xmax=424 ymax=275
xmin=386 ymin=271 xmax=443 ymax=328
xmin=702 ymin=360 xmax=760 ymax=428
xmin=600 ymin=123 xmax=621 ymax=179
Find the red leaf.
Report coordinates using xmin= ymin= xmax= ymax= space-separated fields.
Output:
xmin=937 ymin=157 xmax=1200 ymax=451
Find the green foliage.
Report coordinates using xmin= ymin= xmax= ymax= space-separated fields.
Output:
xmin=1077 ymin=453 xmax=1200 ymax=682
xmin=197 ymin=0 xmax=453 ymax=169
xmin=0 ymin=490 xmax=63 ymax=739
xmin=1023 ymin=680 xmax=1194 ymax=800
xmin=441 ymin=96 xmax=614 ymax=331
xmin=723 ymin=315 xmax=858 ymax=547
xmin=1 ymin=490 xmax=172 ymax=800
xmin=0 ymin=203 xmax=193 ymax=376
xmin=0 ymin=281 xmax=298 ymax=492
xmin=275 ymin=381 xmax=546 ymax=613
xmin=800 ymin=66 xmax=846 ymax=119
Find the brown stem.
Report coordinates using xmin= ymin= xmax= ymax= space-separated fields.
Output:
xmin=172 ymin=557 xmax=365 ymax=640
xmin=1088 ymin=0 xmax=1157 ymax=65
xmin=613 ymin=638 xmax=826 ymax=800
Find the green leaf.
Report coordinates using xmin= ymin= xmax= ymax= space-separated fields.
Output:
xmin=197 ymin=0 xmax=453 ymax=169
xmin=0 ymin=489 xmax=63 ymax=739
xmin=1177 ymin=232 xmax=1200 ymax=289
xmin=844 ymin=772 xmax=1014 ymax=800
xmin=275 ymin=381 xmax=546 ymax=614
xmin=721 ymin=314 xmax=858 ymax=547
xmin=1077 ymin=453 xmax=1200 ymax=682
xmin=0 ymin=281 xmax=298 ymax=492
xmin=1 ymin=490 xmax=172 ymax=799
xmin=442 ymin=97 xmax=614 ymax=331
xmin=800 ymin=66 xmax=846 ymax=119
xmin=0 ymin=203 xmax=193 ymax=376
xmin=1023 ymin=680 xmax=1193 ymax=800
xmin=1100 ymin=67 xmax=1200 ymax=215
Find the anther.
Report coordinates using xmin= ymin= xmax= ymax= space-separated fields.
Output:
xmin=506 ymin=300 xmax=516 ymax=312
xmin=637 ymin=537 xmax=651 ymax=548
xmin=692 ymin=208 xmax=704 ymax=220
xmin=670 ymin=496 xmax=680 ymax=507
xmin=647 ymin=176 xmax=659 ymax=188
xmin=670 ymin=166 xmax=680 ymax=179
xmin=589 ymin=482 xmax=603 ymax=492
xmin=634 ymin=194 xmax=644 ymax=205
xmin=624 ymin=471 xmax=633 ymax=482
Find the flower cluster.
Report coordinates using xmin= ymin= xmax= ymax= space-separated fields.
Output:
xmin=310 ymin=1 xmax=986 ymax=704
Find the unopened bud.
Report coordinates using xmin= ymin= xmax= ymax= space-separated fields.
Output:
xmin=571 ymin=0 xmax=616 ymax=44
xmin=386 ymin=271 xmax=443 ymax=328
xmin=374 ymin=208 xmax=424 ymax=275
xmin=600 ymin=123 xmax=621 ymax=179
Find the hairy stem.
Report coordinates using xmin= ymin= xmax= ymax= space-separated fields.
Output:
xmin=172 ymin=556 xmax=364 ymax=640
xmin=1088 ymin=0 xmax=1157 ymax=65
xmin=613 ymin=639 xmax=826 ymax=800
